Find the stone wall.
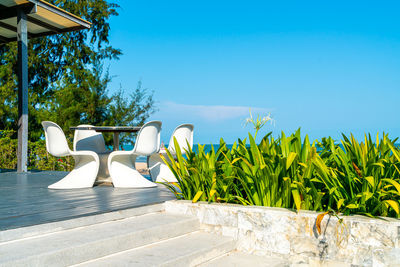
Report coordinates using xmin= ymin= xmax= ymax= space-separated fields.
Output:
xmin=164 ymin=200 xmax=400 ymax=266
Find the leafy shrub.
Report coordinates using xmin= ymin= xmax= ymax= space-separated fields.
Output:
xmin=0 ymin=131 xmax=74 ymax=171
xmin=29 ymin=139 xmax=74 ymax=171
xmin=0 ymin=130 xmax=18 ymax=169
xmin=162 ymin=130 xmax=400 ymax=218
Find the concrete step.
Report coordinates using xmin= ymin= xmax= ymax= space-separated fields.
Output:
xmin=0 ymin=212 xmax=199 ymax=267
xmin=76 ymin=231 xmax=236 ymax=267
xmin=199 ymin=251 xmax=289 ymax=267
xmin=0 ymin=203 xmax=165 ymax=243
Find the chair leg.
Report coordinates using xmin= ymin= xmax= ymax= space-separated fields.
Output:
xmin=148 ymin=153 xmax=178 ymax=183
xmin=48 ymin=155 xmax=99 ymax=189
xmin=109 ymin=154 xmax=157 ymax=188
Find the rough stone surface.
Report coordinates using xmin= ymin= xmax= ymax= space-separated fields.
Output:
xmin=164 ymin=200 xmax=400 ymax=266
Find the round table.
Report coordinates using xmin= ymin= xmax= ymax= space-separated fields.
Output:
xmin=70 ymin=126 xmax=141 ymax=150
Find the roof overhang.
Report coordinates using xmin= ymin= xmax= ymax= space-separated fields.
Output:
xmin=0 ymin=0 xmax=91 ymax=44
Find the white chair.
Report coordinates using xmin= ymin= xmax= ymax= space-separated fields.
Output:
xmin=73 ymin=124 xmax=107 ymax=153
xmin=73 ymin=125 xmax=111 ymax=183
xmin=108 ymin=121 xmax=162 ymax=188
xmin=42 ymin=121 xmax=100 ymax=189
xmin=148 ymin=124 xmax=194 ymax=183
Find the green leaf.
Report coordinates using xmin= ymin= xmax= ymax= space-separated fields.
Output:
xmin=385 ymin=200 xmax=400 ymax=214
xmin=382 ymin=179 xmax=400 ymax=195
xmin=192 ymin=191 xmax=204 ymax=203
xmin=346 ymin=204 xmax=359 ymax=209
xmin=292 ymin=187 xmax=302 ymax=211
xmin=209 ymin=189 xmax=217 ymax=199
xmin=337 ymin=199 xmax=345 ymax=210
xmin=362 ymin=191 xmax=373 ymax=201
xmin=329 ymin=187 xmax=338 ymax=195
xmin=372 ymin=163 xmax=384 ymax=168
xmin=286 ymin=152 xmax=297 ymax=170
xmin=388 ymin=141 xmax=400 ymax=162
xmin=365 ymin=176 xmax=374 ymax=188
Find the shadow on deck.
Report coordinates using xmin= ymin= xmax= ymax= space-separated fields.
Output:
xmin=0 ymin=171 xmax=175 ymax=231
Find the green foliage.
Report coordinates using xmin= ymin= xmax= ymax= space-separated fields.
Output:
xmin=0 ymin=131 xmax=73 ymax=171
xmin=0 ymin=0 xmax=155 ymax=145
xmin=29 ymin=140 xmax=74 ymax=171
xmin=161 ymin=130 xmax=400 ymax=218
xmin=161 ymin=138 xmax=225 ymax=202
xmin=106 ymin=81 xmax=155 ymax=146
xmin=0 ymin=130 xmax=17 ymax=169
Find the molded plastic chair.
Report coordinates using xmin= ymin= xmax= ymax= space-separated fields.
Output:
xmin=108 ymin=121 xmax=162 ymax=188
xmin=42 ymin=121 xmax=100 ymax=189
xmin=73 ymin=124 xmax=107 ymax=153
xmin=73 ymin=125 xmax=111 ymax=183
xmin=148 ymin=124 xmax=194 ymax=183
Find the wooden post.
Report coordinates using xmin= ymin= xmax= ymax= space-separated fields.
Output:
xmin=17 ymin=8 xmax=28 ymax=172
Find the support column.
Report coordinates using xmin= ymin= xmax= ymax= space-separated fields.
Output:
xmin=17 ymin=8 xmax=28 ymax=173
xmin=113 ymin=132 xmax=120 ymax=151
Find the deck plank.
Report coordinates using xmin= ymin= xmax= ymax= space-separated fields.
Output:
xmin=0 ymin=171 xmax=175 ymax=230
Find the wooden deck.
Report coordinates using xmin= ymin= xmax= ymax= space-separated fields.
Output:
xmin=0 ymin=171 xmax=175 ymax=231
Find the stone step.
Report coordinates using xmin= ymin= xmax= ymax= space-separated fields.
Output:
xmin=198 ymin=251 xmax=289 ymax=267
xmin=0 ymin=212 xmax=199 ymax=267
xmin=0 ymin=203 xmax=165 ymax=243
xmin=76 ymin=231 xmax=236 ymax=267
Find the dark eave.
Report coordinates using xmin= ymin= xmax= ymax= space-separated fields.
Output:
xmin=0 ymin=2 xmax=37 ymax=20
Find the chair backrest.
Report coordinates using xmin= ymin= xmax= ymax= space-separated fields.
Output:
xmin=41 ymin=121 xmax=71 ymax=157
xmin=73 ymin=124 xmax=107 ymax=153
xmin=168 ymin=124 xmax=194 ymax=153
xmin=133 ymin=121 xmax=162 ymax=155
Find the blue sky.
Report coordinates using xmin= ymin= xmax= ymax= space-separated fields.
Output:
xmin=106 ymin=0 xmax=400 ymax=144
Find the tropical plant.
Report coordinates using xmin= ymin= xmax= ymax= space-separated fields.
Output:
xmin=161 ymin=130 xmax=400 ymax=218
xmin=313 ymin=133 xmax=400 ymax=217
xmin=161 ymin=138 xmax=221 ymax=202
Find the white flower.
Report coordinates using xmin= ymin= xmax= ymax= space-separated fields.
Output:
xmin=243 ymin=109 xmax=274 ymax=137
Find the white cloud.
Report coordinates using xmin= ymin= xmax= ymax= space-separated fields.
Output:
xmin=158 ymin=101 xmax=273 ymax=122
